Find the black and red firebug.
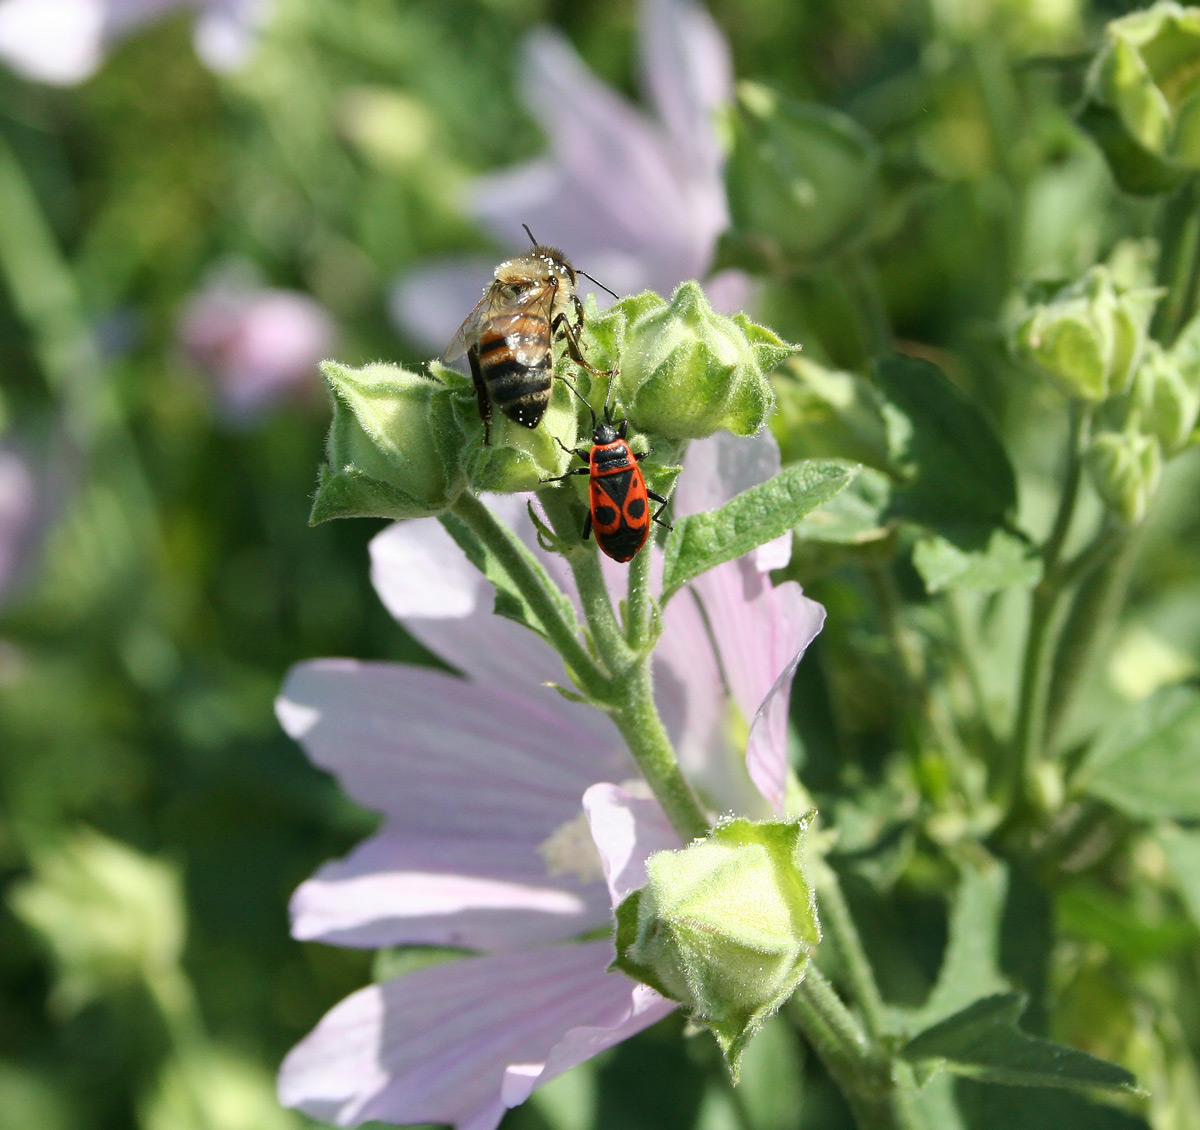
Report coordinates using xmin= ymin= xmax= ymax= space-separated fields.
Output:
xmin=545 ymin=397 xmax=671 ymax=563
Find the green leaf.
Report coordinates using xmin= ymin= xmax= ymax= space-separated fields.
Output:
xmin=901 ymin=993 xmax=1141 ymax=1095
xmin=1075 ymin=683 xmax=1200 ymax=820
xmin=913 ymin=529 xmax=1042 ymax=594
xmin=910 ymin=858 xmax=1010 ymax=1030
xmin=438 ymin=510 xmax=581 ymax=643
xmin=661 ymin=461 xmax=857 ymax=602
xmin=1156 ymin=823 xmax=1200 ymax=927
xmin=873 ymin=354 xmax=1017 ymax=535
xmin=794 ymin=466 xmax=892 ymax=545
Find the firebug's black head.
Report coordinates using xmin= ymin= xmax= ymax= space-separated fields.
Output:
xmin=593 ymin=421 xmax=620 ymax=445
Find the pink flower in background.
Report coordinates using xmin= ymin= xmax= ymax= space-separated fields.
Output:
xmin=275 ymin=431 xmax=823 ymax=1129
xmin=0 ymin=0 xmax=270 ymax=85
xmin=0 ymin=448 xmax=37 ymax=605
xmin=179 ymin=267 xmax=336 ymax=425
xmin=391 ymin=0 xmax=748 ymax=356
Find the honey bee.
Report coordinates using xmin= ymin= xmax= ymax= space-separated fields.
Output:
xmin=444 ymin=226 xmax=615 ymax=445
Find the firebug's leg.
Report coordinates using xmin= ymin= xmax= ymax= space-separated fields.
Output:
xmin=648 ymin=489 xmax=673 ymax=530
xmin=582 ymin=511 xmax=593 ymax=541
xmin=541 ymin=467 xmax=590 ymax=484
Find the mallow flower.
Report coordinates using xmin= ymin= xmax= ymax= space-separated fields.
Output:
xmin=0 ymin=0 xmax=270 ymax=86
xmin=275 ymin=430 xmax=824 ymax=1129
xmin=391 ymin=0 xmax=749 ymax=356
xmin=179 ymin=265 xmax=336 ymax=424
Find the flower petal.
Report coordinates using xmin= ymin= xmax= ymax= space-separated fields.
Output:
xmin=290 ymin=824 xmax=610 ymax=950
xmin=390 ymin=255 xmax=498 ymax=356
xmin=368 ymin=510 xmax=568 ymax=693
xmin=501 ymin=983 xmax=674 ymax=1109
xmin=638 ymin=0 xmax=732 ymax=189
xmin=276 ymin=659 xmax=626 ymax=837
xmin=675 ymin=429 xmax=791 ymax=571
xmin=692 ymin=559 xmax=825 ymax=814
xmin=278 ymin=943 xmax=669 ymax=1130
xmin=582 ymin=782 xmax=680 ymax=906
xmin=0 ymin=0 xmax=104 ymax=85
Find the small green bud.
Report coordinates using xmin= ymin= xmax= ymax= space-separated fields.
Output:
xmin=1011 ymin=267 xmax=1159 ymax=400
xmin=9 ymin=830 xmax=185 ymax=1013
xmin=617 ymin=283 xmax=792 ymax=440
xmin=1129 ymin=339 xmax=1200 ymax=454
xmin=1080 ymin=2 xmax=1200 ymax=195
xmin=462 ymin=372 xmax=580 ymax=493
xmin=1086 ymin=429 xmax=1163 ymax=524
xmin=721 ymin=82 xmax=879 ymax=270
xmin=613 ymin=815 xmax=820 ymax=1078
xmin=312 ymin=361 xmax=469 ymax=523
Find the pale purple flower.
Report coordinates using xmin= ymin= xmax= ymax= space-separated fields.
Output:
xmin=0 ymin=0 xmax=269 ymax=85
xmin=0 ymin=448 xmax=37 ymax=604
xmin=179 ymin=267 xmax=336 ymax=424
xmin=391 ymin=0 xmax=749 ymax=357
xmin=275 ymin=431 xmax=823 ymax=1129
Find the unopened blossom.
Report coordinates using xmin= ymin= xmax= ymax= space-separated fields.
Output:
xmin=0 ymin=0 xmax=270 ymax=85
xmin=179 ymin=269 xmax=336 ymax=424
xmin=276 ymin=431 xmax=823 ymax=1129
xmin=391 ymin=0 xmax=748 ymax=356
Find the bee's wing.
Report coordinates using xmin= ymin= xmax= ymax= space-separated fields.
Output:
xmin=500 ymin=281 xmax=559 ymax=365
xmin=443 ymin=289 xmax=495 ymax=363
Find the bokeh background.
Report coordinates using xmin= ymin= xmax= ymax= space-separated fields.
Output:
xmin=2 ymin=1 xmax=1198 ymax=1129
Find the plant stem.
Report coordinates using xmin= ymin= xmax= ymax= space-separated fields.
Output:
xmin=1152 ymin=175 xmax=1200 ymax=345
xmin=625 ymin=538 xmax=656 ymax=651
xmin=791 ymin=969 xmax=925 ymax=1130
xmin=609 ymin=660 xmax=710 ymax=842
xmin=816 ymin=866 xmax=889 ymax=1040
xmin=448 ymin=494 xmax=610 ymax=697
xmin=1004 ymin=404 xmax=1090 ymax=817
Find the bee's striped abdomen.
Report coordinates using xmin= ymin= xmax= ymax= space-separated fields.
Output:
xmin=477 ymin=311 xmax=553 ymax=428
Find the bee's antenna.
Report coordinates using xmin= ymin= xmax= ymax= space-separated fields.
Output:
xmin=522 ymin=223 xmax=538 ymax=247
xmin=579 ymin=270 xmax=621 ymax=302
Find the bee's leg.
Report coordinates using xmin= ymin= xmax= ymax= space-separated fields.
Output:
xmin=553 ymin=312 xmax=613 ymax=378
xmin=648 ymin=490 xmax=673 ymax=530
xmin=468 ymin=348 xmax=492 ymax=446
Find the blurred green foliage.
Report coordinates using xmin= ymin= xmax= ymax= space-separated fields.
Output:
xmin=2 ymin=0 xmax=1200 ymax=1129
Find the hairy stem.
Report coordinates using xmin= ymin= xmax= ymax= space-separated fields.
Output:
xmin=448 ymin=494 xmax=610 ymax=697
xmin=817 ymin=866 xmax=889 ymax=1040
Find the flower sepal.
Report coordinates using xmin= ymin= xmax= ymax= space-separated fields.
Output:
xmin=617 ymin=283 xmax=792 ymax=440
xmin=1010 ymin=267 xmax=1160 ymax=401
xmin=612 ymin=814 xmax=820 ymax=1079
xmin=312 ymin=361 xmax=468 ymax=523
xmin=1085 ymin=428 xmax=1163 ymax=524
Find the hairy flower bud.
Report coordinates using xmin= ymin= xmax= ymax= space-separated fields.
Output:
xmin=312 ymin=361 xmax=468 ymax=523
xmin=1011 ymin=267 xmax=1159 ymax=401
xmin=1129 ymin=338 xmax=1200 ymax=454
xmin=1086 ymin=429 xmax=1163 ymax=524
xmin=613 ymin=815 xmax=819 ymax=1077
xmin=616 ymin=283 xmax=792 ymax=440
xmin=722 ymin=81 xmax=879 ymax=269
xmin=1080 ymin=2 xmax=1200 ymax=195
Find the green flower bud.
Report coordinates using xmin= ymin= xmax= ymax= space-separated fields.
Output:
xmin=1129 ymin=339 xmax=1200 ymax=454
xmin=721 ymin=82 xmax=879 ymax=270
xmin=1011 ymin=267 xmax=1159 ymax=401
xmin=1086 ymin=429 xmax=1163 ymax=524
xmin=312 ymin=361 xmax=468 ymax=523
xmin=613 ymin=815 xmax=820 ymax=1078
xmin=9 ymin=830 xmax=185 ymax=1013
xmin=462 ymin=372 xmax=581 ymax=493
xmin=617 ymin=283 xmax=792 ymax=440
xmin=1080 ymin=3 xmax=1200 ymax=195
